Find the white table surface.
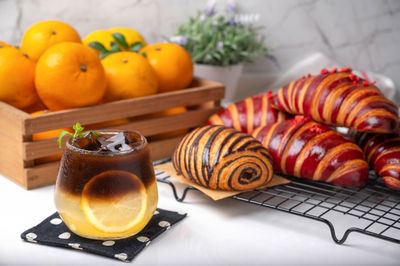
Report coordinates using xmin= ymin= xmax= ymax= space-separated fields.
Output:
xmin=1 ymin=172 xmax=399 ymax=266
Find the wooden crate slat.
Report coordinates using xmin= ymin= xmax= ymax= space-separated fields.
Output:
xmin=23 ymin=79 xmax=224 ymax=135
xmin=25 ymin=161 xmax=60 ymax=189
xmin=23 ymin=107 xmax=219 ymax=160
xmin=147 ymin=135 xmax=183 ymax=161
xmin=0 ymin=101 xmax=29 ymax=140
xmin=0 ymin=133 xmax=26 ymax=187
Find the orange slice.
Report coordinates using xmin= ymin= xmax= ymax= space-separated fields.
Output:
xmin=81 ymin=170 xmax=147 ymax=233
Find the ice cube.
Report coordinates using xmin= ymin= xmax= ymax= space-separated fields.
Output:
xmin=124 ymin=132 xmax=140 ymax=145
xmin=74 ymin=132 xmax=102 ymax=151
xmin=106 ymin=132 xmax=132 ymax=152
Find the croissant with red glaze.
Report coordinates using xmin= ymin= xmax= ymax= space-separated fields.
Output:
xmin=350 ymin=130 xmax=400 ymax=190
xmin=208 ymin=91 xmax=288 ymax=134
xmin=252 ymin=116 xmax=368 ymax=188
xmin=273 ymin=68 xmax=398 ymax=133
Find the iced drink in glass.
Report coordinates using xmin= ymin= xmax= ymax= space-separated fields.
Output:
xmin=54 ymin=130 xmax=158 ymax=240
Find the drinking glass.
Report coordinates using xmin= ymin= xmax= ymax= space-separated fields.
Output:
xmin=54 ymin=130 xmax=158 ymax=240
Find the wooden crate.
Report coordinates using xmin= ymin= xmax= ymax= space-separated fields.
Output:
xmin=0 ymin=78 xmax=224 ymax=190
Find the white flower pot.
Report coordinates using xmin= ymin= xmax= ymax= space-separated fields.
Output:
xmin=194 ymin=63 xmax=243 ymax=104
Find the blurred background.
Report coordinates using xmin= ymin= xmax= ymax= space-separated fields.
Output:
xmin=1 ymin=0 xmax=399 ymax=103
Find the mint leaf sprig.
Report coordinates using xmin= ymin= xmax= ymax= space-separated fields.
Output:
xmin=57 ymin=122 xmax=99 ymax=148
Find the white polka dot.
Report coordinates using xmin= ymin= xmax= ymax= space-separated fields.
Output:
xmin=102 ymin=240 xmax=115 ymax=246
xmin=68 ymin=243 xmax=82 ymax=250
xmin=58 ymin=232 xmax=71 ymax=239
xmin=114 ymin=253 xmax=128 ymax=261
xmin=158 ymin=221 xmax=171 ymax=229
xmin=136 ymin=236 xmax=149 ymax=243
xmin=50 ymin=218 xmax=62 ymax=225
xmin=177 ymin=211 xmax=186 ymax=216
xmin=154 ymin=210 xmax=159 ymax=215
xmin=26 ymin=232 xmax=37 ymax=243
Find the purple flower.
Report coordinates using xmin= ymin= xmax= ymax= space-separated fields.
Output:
xmin=227 ymin=0 xmax=237 ymax=13
xmin=217 ymin=41 xmax=224 ymax=49
xmin=170 ymin=35 xmax=188 ymax=45
xmin=204 ymin=0 xmax=216 ymax=16
xmin=228 ymin=16 xmax=238 ymax=25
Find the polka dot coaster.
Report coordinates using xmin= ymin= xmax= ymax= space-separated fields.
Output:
xmin=21 ymin=209 xmax=186 ymax=262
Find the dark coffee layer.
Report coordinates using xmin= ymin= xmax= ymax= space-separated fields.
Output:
xmin=82 ymin=170 xmax=145 ymax=200
xmin=57 ymin=144 xmax=155 ymax=196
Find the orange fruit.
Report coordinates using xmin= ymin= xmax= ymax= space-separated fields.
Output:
xmin=139 ymin=43 xmax=193 ymax=93
xmin=0 ymin=47 xmax=39 ymax=109
xmin=35 ymin=42 xmax=107 ymax=111
xmin=21 ymin=20 xmax=81 ymax=61
xmin=83 ymin=30 xmax=115 ymax=55
xmin=0 ymin=41 xmax=11 ymax=49
xmin=83 ymin=28 xmax=146 ymax=54
xmin=23 ymin=98 xmax=47 ymax=113
xmin=31 ymin=110 xmax=72 ymax=163
xmin=101 ymin=52 xmax=158 ymax=102
xmin=108 ymin=28 xmax=147 ymax=49
xmin=148 ymin=106 xmax=188 ymax=139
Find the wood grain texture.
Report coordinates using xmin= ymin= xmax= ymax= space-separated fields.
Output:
xmin=0 ymin=133 xmax=26 ymax=188
xmin=23 ymin=78 xmax=224 ymax=135
xmin=208 ymin=91 xmax=289 ymax=134
xmin=23 ymin=107 xmax=220 ymax=160
xmin=252 ymin=116 xmax=368 ymax=188
xmin=273 ymin=69 xmax=398 ymax=133
xmin=0 ymin=101 xmax=28 ymax=187
xmin=173 ymin=125 xmax=274 ymax=191
xmin=350 ymin=130 xmax=400 ymax=190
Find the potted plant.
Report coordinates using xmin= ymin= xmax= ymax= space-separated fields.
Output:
xmin=171 ymin=0 xmax=271 ymax=103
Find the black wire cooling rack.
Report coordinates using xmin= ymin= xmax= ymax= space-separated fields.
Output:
xmin=155 ymin=166 xmax=400 ymax=245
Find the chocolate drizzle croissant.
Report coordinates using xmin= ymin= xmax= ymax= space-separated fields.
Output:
xmin=273 ymin=68 xmax=398 ymax=133
xmin=208 ymin=91 xmax=288 ymax=134
xmin=252 ymin=116 xmax=368 ymax=188
xmin=173 ymin=125 xmax=274 ymax=191
xmin=350 ymin=130 xmax=400 ymax=190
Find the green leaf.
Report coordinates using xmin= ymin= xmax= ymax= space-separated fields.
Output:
xmin=140 ymin=52 xmax=147 ymax=58
xmin=88 ymin=41 xmax=108 ymax=53
xmin=57 ymin=122 xmax=100 ymax=148
xmin=72 ymin=122 xmax=84 ymax=138
xmin=110 ymin=41 xmax=121 ymax=53
xmin=112 ymin=32 xmax=129 ymax=50
xmin=57 ymin=130 xmax=73 ymax=148
xmin=130 ymin=42 xmax=143 ymax=52
xmin=99 ymin=51 xmax=113 ymax=59
xmin=172 ymin=8 xmax=271 ymax=66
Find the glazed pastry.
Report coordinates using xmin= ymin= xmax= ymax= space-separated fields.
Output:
xmin=252 ymin=116 xmax=368 ymax=188
xmin=208 ymin=91 xmax=288 ymax=134
xmin=273 ymin=68 xmax=398 ymax=133
xmin=173 ymin=125 xmax=274 ymax=191
xmin=350 ymin=130 xmax=400 ymax=190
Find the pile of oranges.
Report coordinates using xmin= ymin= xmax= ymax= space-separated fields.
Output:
xmin=0 ymin=20 xmax=194 ymax=113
